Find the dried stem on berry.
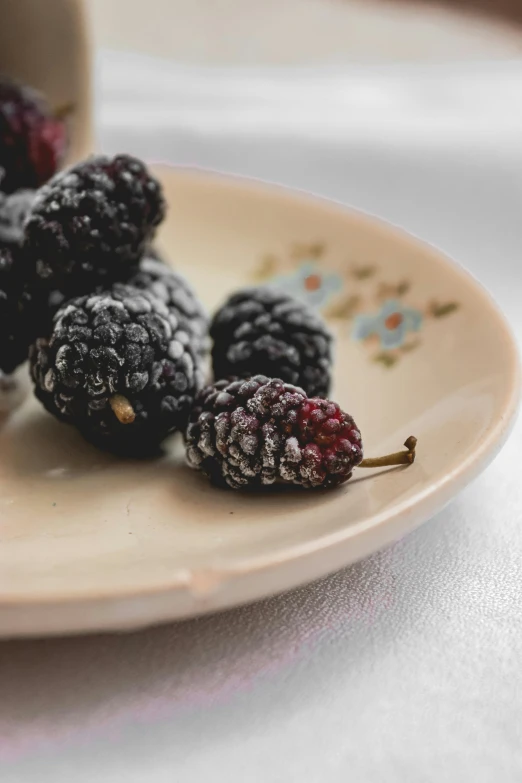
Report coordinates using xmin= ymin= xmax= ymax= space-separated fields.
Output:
xmin=110 ymin=394 xmax=136 ymax=425
xmin=359 ymin=436 xmax=417 ymax=469
xmin=53 ymin=102 xmax=75 ymax=121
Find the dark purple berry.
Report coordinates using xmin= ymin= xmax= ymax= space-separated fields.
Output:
xmin=210 ymin=287 xmax=333 ymax=397
xmin=22 ymin=252 xmax=209 ymax=372
xmin=0 ymin=188 xmax=35 ymax=247
xmin=24 ymin=154 xmax=166 ymax=297
xmin=128 ymin=254 xmax=209 ymax=361
xmin=186 ymin=375 xmax=363 ymax=489
xmin=0 ymin=189 xmax=36 ymax=373
xmin=30 ymin=283 xmax=205 ymax=455
xmin=0 ymin=245 xmax=27 ymax=374
xmin=0 ymin=77 xmax=67 ymax=193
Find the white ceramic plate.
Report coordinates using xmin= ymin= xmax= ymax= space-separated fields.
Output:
xmin=0 ymin=166 xmax=519 ymax=637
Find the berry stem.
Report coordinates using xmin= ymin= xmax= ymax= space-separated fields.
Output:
xmin=110 ymin=394 xmax=136 ymax=425
xmin=359 ymin=436 xmax=417 ymax=469
xmin=53 ymin=102 xmax=75 ymax=121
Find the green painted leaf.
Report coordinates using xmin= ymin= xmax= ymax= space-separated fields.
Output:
xmin=400 ymin=341 xmax=420 ymax=354
xmin=252 ymin=254 xmax=278 ymax=281
xmin=431 ymin=302 xmax=460 ymax=318
xmin=325 ymin=294 xmax=361 ymax=320
xmin=373 ymin=352 xmax=398 ymax=368
xmin=291 ymin=242 xmax=325 ymax=261
xmin=352 ymin=265 xmax=376 ymax=280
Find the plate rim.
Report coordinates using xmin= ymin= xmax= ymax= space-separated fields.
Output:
xmin=0 ymin=165 xmax=519 ymax=625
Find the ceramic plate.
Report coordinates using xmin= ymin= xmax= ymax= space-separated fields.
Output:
xmin=0 ymin=167 xmax=519 ymax=638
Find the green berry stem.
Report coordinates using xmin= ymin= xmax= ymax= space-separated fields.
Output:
xmin=359 ymin=436 xmax=417 ymax=469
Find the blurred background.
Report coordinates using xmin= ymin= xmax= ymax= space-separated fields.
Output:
xmin=85 ymin=0 xmax=522 ymax=338
xmin=89 ymin=0 xmax=522 ymax=62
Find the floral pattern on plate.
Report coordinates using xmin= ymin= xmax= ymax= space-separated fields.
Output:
xmin=352 ymin=299 xmax=423 ymax=350
xmin=252 ymin=241 xmax=459 ymax=367
xmin=270 ymin=262 xmax=343 ymax=310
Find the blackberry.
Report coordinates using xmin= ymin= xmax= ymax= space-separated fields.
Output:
xmin=129 ymin=254 xmax=209 ymax=360
xmin=30 ymin=284 xmax=205 ymax=455
xmin=20 ymin=248 xmax=166 ymax=352
xmin=24 ymin=154 xmax=166 ymax=297
xmin=0 ymin=246 xmax=28 ymax=374
xmin=0 ymin=189 xmax=35 ymax=248
xmin=19 ymin=284 xmax=67 ymax=357
xmin=187 ymin=376 xmax=417 ymax=490
xmin=21 ymin=252 xmax=210 ymax=368
xmin=0 ymin=76 xmax=67 ymax=193
xmin=0 ymin=189 xmax=36 ymax=373
xmin=186 ymin=375 xmax=364 ymax=489
xmin=210 ymin=287 xmax=333 ymax=397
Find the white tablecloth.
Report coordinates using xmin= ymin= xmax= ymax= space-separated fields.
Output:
xmin=2 ymin=53 xmax=522 ymax=782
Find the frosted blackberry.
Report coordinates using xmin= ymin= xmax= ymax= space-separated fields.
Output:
xmin=129 ymin=254 xmax=209 ymax=360
xmin=0 ymin=189 xmax=35 ymax=247
xmin=0 ymin=189 xmax=65 ymax=367
xmin=210 ymin=287 xmax=333 ymax=397
xmin=187 ymin=376 xmax=417 ymax=490
xmin=0 ymin=190 xmax=36 ymax=373
xmin=23 ymin=252 xmax=210 ymax=367
xmin=30 ymin=284 xmax=205 ymax=454
xmin=0 ymin=76 xmax=68 ymax=193
xmin=25 ymin=154 xmax=166 ymax=297
xmin=0 ymin=246 xmax=28 ymax=373
xmin=186 ymin=375 xmax=362 ymax=489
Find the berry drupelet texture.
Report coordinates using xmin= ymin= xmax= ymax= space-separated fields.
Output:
xmin=0 ymin=189 xmax=36 ymax=373
xmin=22 ymin=252 xmax=210 ymax=368
xmin=0 ymin=245 xmax=28 ymax=374
xmin=30 ymin=284 xmax=205 ymax=454
xmin=129 ymin=255 xmax=209 ymax=361
xmin=24 ymin=154 xmax=166 ymax=297
xmin=0 ymin=77 xmax=67 ymax=193
xmin=0 ymin=188 xmax=35 ymax=247
xmin=210 ymin=287 xmax=333 ymax=398
xmin=186 ymin=375 xmax=363 ymax=489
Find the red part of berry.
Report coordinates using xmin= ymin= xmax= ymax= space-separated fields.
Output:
xmin=297 ymin=398 xmax=363 ymax=478
xmin=0 ymin=78 xmax=67 ymax=193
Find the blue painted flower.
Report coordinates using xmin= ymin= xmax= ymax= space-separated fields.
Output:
xmin=271 ymin=262 xmax=343 ymax=310
xmin=352 ymin=299 xmax=423 ymax=349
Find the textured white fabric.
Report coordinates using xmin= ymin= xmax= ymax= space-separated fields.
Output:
xmin=2 ymin=53 xmax=522 ymax=782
